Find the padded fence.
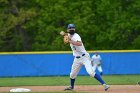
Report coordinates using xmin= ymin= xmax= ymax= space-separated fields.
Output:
xmin=0 ymin=51 xmax=140 ymax=77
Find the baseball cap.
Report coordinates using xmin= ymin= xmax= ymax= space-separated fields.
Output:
xmin=67 ymin=24 xmax=75 ymax=29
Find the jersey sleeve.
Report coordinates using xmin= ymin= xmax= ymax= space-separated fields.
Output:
xmin=75 ymin=34 xmax=82 ymax=42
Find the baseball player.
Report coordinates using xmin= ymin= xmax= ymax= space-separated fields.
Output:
xmin=60 ymin=24 xmax=110 ymax=91
xmin=91 ymin=52 xmax=103 ymax=76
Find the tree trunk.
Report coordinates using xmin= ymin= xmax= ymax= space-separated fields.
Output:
xmin=8 ymin=0 xmax=30 ymax=51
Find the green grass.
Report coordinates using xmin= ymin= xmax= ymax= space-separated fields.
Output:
xmin=0 ymin=75 xmax=140 ymax=87
xmin=0 ymin=75 xmax=140 ymax=93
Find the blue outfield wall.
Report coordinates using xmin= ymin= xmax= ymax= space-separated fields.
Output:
xmin=0 ymin=51 xmax=140 ymax=77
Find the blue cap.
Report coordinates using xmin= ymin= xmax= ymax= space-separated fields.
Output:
xmin=67 ymin=24 xmax=75 ymax=29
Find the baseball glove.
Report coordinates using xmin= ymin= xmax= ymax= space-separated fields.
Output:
xmin=64 ymin=35 xmax=69 ymax=44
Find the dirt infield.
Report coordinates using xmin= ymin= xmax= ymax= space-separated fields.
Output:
xmin=0 ymin=85 xmax=140 ymax=93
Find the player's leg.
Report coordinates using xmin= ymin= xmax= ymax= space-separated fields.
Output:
xmin=84 ymin=58 xmax=105 ymax=84
xmin=97 ymin=65 xmax=103 ymax=76
xmin=92 ymin=63 xmax=97 ymax=72
xmin=64 ymin=58 xmax=82 ymax=90
xmin=83 ymin=56 xmax=110 ymax=91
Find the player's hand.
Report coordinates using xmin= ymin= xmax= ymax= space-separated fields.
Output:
xmin=60 ymin=31 xmax=65 ymax=36
xmin=60 ymin=31 xmax=69 ymax=44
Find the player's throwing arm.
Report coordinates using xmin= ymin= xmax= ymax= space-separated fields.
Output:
xmin=60 ymin=31 xmax=70 ymax=44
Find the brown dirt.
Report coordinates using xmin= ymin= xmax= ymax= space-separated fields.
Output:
xmin=0 ymin=85 xmax=140 ymax=93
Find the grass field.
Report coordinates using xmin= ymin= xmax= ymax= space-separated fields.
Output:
xmin=0 ymin=75 xmax=140 ymax=93
xmin=0 ymin=75 xmax=140 ymax=86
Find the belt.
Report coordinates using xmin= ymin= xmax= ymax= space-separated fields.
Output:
xmin=76 ymin=54 xmax=85 ymax=58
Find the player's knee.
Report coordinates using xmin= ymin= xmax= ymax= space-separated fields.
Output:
xmin=88 ymin=71 xmax=95 ymax=77
xmin=70 ymin=73 xmax=77 ymax=79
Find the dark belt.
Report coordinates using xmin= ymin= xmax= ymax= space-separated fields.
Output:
xmin=76 ymin=54 xmax=85 ymax=58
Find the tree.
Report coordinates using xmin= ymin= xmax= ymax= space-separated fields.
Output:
xmin=0 ymin=0 xmax=140 ymax=51
xmin=0 ymin=0 xmax=37 ymax=51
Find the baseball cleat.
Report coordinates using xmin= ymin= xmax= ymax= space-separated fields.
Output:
xmin=104 ymin=85 xmax=110 ymax=91
xmin=64 ymin=86 xmax=73 ymax=91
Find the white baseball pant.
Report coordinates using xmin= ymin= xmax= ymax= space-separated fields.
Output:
xmin=70 ymin=54 xmax=95 ymax=79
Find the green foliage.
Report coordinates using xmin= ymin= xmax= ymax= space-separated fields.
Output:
xmin=0 ymin=0 xmax=140 ymax=51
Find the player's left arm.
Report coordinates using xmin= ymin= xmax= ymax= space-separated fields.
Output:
xmin=69 ymin=40 xmax=82 ymax=46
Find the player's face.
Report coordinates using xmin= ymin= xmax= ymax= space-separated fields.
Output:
xmin=67 ymin=28 xmax=75 ymax=35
